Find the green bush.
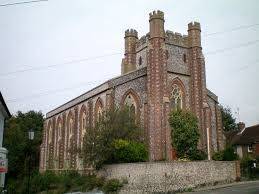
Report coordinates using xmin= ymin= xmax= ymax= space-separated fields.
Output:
xmin=6 ymin=171 xmax=107 ymax=194
xmin=169 ymin=109 xmax=200 ymax=159
xmin=189 ymin=149 xmax=207 ymax=160
xmin=240 ymin=155 xmax=259 ymax=178
xmin=241 ymin=155 xmax=254 ymax=169
xmin=102 ymin=179 xmax=123 ymax=193
xmin=82 ymin=106 xmax=145 ymax=169
xmin=112 ymin=139 xmax=148 ymax=163
xmin=212 ymin=150 xmax=224 ymax=161
xmin=223 ymin=146 xmax=239 ymax=161
xmin=212 ymin=147 xmax=238 ymax=161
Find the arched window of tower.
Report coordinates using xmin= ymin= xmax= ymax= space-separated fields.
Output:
xmin=138 ymin=56 xmax=142 ymax=66
xmin=171 ymin=84 xmax=183 ymax=110
xmin=183 ymin=54 xmax=187 ymax=63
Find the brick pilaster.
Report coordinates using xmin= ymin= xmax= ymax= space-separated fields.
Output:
xmin=147 ymin=10 xmax=169 ymax=161
xmin=188 ymin=22 xmax=208 ymax=150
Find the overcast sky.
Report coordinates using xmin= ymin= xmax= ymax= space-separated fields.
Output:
xmin=0 ymin=0 xmax=258 ymax=126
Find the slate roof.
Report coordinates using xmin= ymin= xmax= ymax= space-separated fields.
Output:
xmin=231 ymin=124 xmax=259 ymax=145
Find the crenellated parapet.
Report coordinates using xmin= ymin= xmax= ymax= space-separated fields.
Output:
xmin=165 ymin=30 xmax=189 ymax=47
xmin=122 ymin=28 xmax=139 ymax=74
xmin=125 ymin=29 xmax=138 ymax=38
xmin=188 ymin=21 xmax=201 ymax=31
xmin=149 ymin=10 xmax=165 ymax=39
xmin=136 ymin=34 xmax=148 ymax=50
xmin=149 ymin=10 xmax=164 ymax=21
xmin=188 ymin=21 xmax=201 ymax=47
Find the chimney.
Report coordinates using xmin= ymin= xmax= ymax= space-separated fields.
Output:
xmin=237 ymin=122 xmax=245 ymax=131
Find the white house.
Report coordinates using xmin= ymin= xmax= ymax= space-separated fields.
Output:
xmin=0 ymin=92 xmax=11 ymax=188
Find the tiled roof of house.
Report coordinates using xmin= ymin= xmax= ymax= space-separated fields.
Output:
xmin=232 ymin=124 xmax=259 ymax=145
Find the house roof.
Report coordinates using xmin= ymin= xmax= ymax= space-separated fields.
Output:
xmin=0 ymin=92 xmax=11 ymax=118
xmin=232 ymin=124 xmax=259 ymax=145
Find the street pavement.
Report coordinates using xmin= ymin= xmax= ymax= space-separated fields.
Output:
xmin=187 ymin=181 xmax=259 ymax=194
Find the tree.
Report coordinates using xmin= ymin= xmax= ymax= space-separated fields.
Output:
xmin=169 ymin=109 xmax=200 ymax=159
xmin=219 ymin=105 xmax=238 ymax=132
xmin=3 ymin=111 xmax=44 ymax=179
xmin=82 ymin=106 xmax=144 ymax=169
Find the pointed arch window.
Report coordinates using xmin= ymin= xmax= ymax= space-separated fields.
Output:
xmin=171 ymin=84 xmax=183 ymax=110
xmin=95 ymin=98 xmax=104 ymax=123
xmin=58 ymin=123 xmax=62 ymax=141
xmin=67 ymin=117 xmax=74 ymax=152
xmin=124 ymin=93 xmax=137 ymax=118
xmin=96 ymin=105 xmax=103 ymax=122
xmin=81 ymin=112 xmax=87 ymax=147
xmin=69 ymin=118 xmax=73 ymax=138
xmin=48 ymin=126 xmax=52 ymax=144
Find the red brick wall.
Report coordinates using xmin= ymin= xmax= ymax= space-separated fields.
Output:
xmin=147 ymin=11 xmax=171 ymax=161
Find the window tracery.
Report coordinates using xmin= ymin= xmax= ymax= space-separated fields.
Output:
xmin=171 ymin=84 xmax=183 ymax=110
xmin=124 ymin=93 xmax=137 ymax=117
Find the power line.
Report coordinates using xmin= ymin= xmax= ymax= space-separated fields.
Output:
xmin=6 ymin=76 xmax=114 ymax=103
xmin=5 ymin=59 xmax=258 ymax=103
xmin=0 ymin=0 xmax=47 ymax=7
xmin=204 ymin=39 xmax=259 ymax=55
xmin=234 ymin=59 xmax=259 ymax=73
xmin=1 ymin=23 xmax=258 ymax=77
xmin=203 ymin=23 xmax=259 ymax=37
xmin=1 ymin=39 xmax=258 ymax=77
xmin=0 ymin=52 xmax=122 ymax=77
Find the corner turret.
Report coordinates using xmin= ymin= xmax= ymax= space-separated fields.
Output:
xmin=122 ymin=29 xmax=138 ymax=74
xmin=149 ymin=10 xmax=165 ymax=39
xmin=188 ymin=22 xmax=201 ymax=47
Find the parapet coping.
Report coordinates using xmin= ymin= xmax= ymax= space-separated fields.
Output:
xmin=46 ymin=67 xmax=147 ymax=118
xmin=207 ymin=89 xmax=218 ymax=103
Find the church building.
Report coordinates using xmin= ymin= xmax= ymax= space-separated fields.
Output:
xmin=40 ymin=10 xmax=225 ymax=172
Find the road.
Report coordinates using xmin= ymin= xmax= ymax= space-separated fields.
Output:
xmin=188 ymin=181 xmax=259 ymax=194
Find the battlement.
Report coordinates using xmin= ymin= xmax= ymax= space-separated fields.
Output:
xmin=125 ymin=29 xmax=138 ymax=38
xmin=165 ymin=30 xmax=188 ymax=47
xmin=149 ymin=10 xmax=164 ymax=21
xmin=136 ymin=34 xmax=148 ymax=49
xmin=188 ymin=21 xmax=201 ymax=30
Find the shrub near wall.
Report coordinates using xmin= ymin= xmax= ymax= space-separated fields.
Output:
xmin=112 ymin=139 xmax=148 ymax=163
xmin=212 ymin=146 xmax=238 ymax=161
xmin=7 ymin=171 xmax=125 ymax=194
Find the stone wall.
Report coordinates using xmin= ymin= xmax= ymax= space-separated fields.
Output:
xmin=207 ymin=94 xmax=218 ymax=152
xmin=166 ymin=44 xmax=190 ymax=75
xmin=98 ymin=161 xmax=240 ymax=193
